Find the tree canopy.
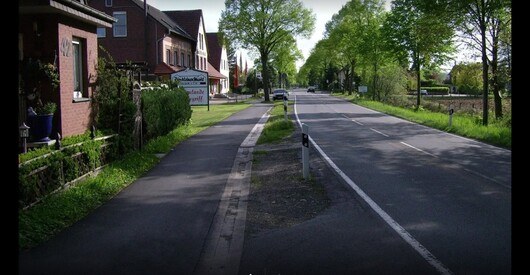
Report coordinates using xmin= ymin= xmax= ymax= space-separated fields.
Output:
xmin=219 ymin=0 xmax=315 ymax=101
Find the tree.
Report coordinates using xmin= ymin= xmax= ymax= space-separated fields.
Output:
xmin=270 ymin=35 xmax=302 ymax=89
xmin=382 ymin=0 xmax=455 ymax=108
xmin=455 ymin=0 xmax=511 ymax=123
xmin=450 ymin=62 xmax=483 ymax=95
xmin=219 ymin=0 xmax=315 ymax=101
xmin=323 ymin=0 xmax=386 ymax=95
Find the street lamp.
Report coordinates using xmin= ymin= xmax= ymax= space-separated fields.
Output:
xmin=19 ymin=122 xmax=30 ymax=153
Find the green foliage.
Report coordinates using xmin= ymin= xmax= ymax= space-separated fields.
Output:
xmin=369 ymin=62 xmax=408 ymax=100
xmin=220 ymin=0 xmax=315 ymax=99
xmin=18 ymin=137 xmax=112 ymax=208
xmin=35 ymin=102 xmax=57 ymax=115
xmin=257 ymin=101 xmax=295 ymax=144
xmin=141 ymin=83 xmax=192 ymax=140
xmin=450 ymin=62 xmax=483 ymax=95
xmin=93 ymin=55 xmax=136 ymax=153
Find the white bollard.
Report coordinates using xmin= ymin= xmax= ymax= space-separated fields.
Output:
xmin=302 ymin=123 xmax=309 ymax=179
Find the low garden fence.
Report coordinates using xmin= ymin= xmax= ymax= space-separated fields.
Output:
xmin=18 ymin=135 xmax=117 ymax=210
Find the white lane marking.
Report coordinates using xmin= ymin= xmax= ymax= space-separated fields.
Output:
xmin=400 ymin=142 xmax=438 ymax=158
xmin=370 ymin=128 xmax=389 ymax=137
xmin=294 ymin=94 xmax=453 ymax=275
xmin=352 ymin=119 xmax=364 ymax=125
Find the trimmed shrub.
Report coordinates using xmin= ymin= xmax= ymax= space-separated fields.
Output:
xmin=141 ymin=84 xmax=192 ymax=140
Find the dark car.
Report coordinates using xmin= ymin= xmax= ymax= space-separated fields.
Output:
xmin=307 ymin=86 xmax=315 ymax=93
xmin=272 ymin=89 xmax=289 ymax=100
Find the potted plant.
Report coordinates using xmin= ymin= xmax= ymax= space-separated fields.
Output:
xmin=28 ymin=102 xmax=57 ymax=142
xmin=20 ymin=58 xmax=60 ymax=143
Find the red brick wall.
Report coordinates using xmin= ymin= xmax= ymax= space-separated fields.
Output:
xmin=57 ymin=20 xmax=98 ymax=137
xmin=90 ymin=0 xmax=193 ymax=74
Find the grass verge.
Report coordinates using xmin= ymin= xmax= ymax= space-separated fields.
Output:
xmin=18 ymin=103 xmax=250 ymax=250
xmin=257 ymin=100 xmax=294 ymax=144
xmin=332 ymin=93 xmax=511 ymax=149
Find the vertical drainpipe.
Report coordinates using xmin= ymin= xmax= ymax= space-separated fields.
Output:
xmin=144 ymin=0 xmax=148 ymax=66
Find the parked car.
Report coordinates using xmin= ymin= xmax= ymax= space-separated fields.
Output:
xmin=307 ymin=86 xmax=315 ymax=93
xmin=272 ymin=89 xmax=289 ymax=100
xmin=420 ymin=89 xmax=428 ymax=95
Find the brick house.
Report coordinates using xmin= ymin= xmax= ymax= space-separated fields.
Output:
xmin=164 ymin=9 xmax=227 ymax=96
xmin=88 ymin=0 xmax=196 ymax=80
xmin=206 ymin=32 xmax=230 ymax=95
xmin=19 ymin=0 xmax=116 ymax=139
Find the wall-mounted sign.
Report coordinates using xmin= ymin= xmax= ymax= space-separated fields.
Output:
xmin=171 ymin=68 xmax=209 ymax=107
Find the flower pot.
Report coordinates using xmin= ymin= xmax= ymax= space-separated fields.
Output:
xmin=28 ymin=114 xmax=53 ymax=142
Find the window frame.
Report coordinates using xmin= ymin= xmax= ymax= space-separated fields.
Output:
xmin=112 ymin=11 xmax=127 ymax=37
xmin=96 ymin=27 xmax=106 ymax=38
xmin=72 ymin=38 xmax=88 ymax=100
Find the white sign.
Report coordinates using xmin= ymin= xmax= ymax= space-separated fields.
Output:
xmin=359 ymin=86 xmax=368 ymax=93
xmin=171 ymin=68 xmax=209 ymax=106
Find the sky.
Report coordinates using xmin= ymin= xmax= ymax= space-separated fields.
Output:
xmin=148 ymin=0 xmax=357 ymax=70
xmin=149 ymin=0 xmax=467 ymax=72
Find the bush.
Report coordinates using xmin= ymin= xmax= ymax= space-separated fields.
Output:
xmin=93 ymin=56 xmax=136 ymax=153
xmin=141 ymin=83 xmax=192 ymax=140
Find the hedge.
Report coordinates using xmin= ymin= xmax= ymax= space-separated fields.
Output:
xmin=141 ymin=83 xmax=192 ymax=140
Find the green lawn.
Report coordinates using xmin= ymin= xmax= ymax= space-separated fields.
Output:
xmin=18 ymin=102 xmax=250 ymax=250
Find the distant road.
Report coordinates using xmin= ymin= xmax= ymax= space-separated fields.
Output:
xmin=293 ymin=89 xmax=511 ymax=274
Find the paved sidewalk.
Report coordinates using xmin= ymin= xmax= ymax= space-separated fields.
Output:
xmin=19 ymin=104 xmax=271 ymax=275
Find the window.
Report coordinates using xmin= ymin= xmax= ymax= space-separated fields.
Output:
xmin=113 ymin=12 xmax=127 ymax=37
xmin=199 ymin=34 xmax=204 ymax=50
xmin=181 ymin=53 xmax=185 ymax=67
xmin=173 ymin=51 xmax=178 ymax=66
xmin=72 ymin=38 xmax=85 ymax=99
xmin=195 ymin=55 xmax=198 ymax=69
xmin=166 ymin=49 xmax=171 ymax=65
xmin=188 ymin=54 xmax=191 ymax=68
xmin=105 ymin=0 xmax=113 ymax=7
xmin=96 ymin=27 xmax=106 ymax=38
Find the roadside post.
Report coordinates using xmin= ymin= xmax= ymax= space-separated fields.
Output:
xmin=449 ymin=108 xmax=454 ymax=127
xmin=283 ymin=97 xmax=288 ymax=120
xmin=302 ymin=123 xmax=309 ymax=179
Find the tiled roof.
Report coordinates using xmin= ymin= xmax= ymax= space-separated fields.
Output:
xmin=129 ymin=0 xmax=194 ymax=41
xmin=153 ymin=62 xmax=185 ymax=76
xmin=206 ymin=33 xmax=222 ymax=72
xmin=163 ymin=10 xmax=203 ymax=39
xmin=207 ymin=62 xmax=226 ymax=79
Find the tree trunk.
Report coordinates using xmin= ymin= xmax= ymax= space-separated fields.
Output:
xmin=416 ymin=57 xmax=421 ymax=109
xmin=491 ymin=30 xmax=503 ymax=119
xmin=373 ymin=62 xmax=378 ymax=101
xmin=480 ymin=1 xmax=489 ymax=125
xmin=261 ymin=53 xmax=270 ymax=102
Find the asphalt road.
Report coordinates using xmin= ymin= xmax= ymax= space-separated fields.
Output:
xmin=18 ymin=104 xmax=271 ymax=275
xmin=292 ymin=89 xmax=511 ymax=274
